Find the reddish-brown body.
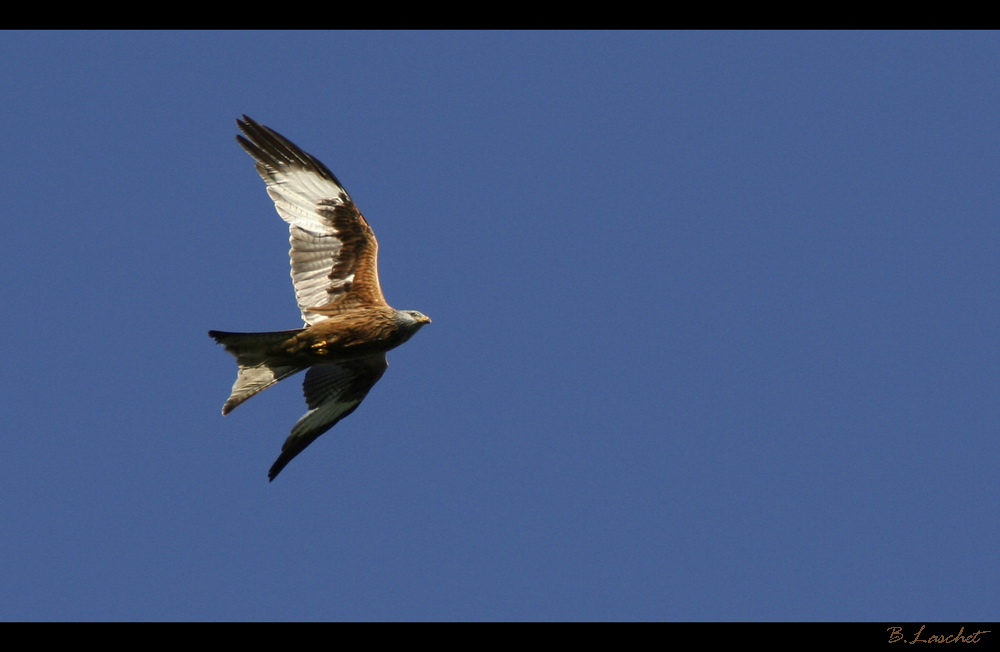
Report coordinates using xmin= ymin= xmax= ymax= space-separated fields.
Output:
xmin=278 ymin=307 xmax=419 ymax=362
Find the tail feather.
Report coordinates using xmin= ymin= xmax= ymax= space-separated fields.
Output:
xmin=209 ymin=329 xmax=305 ymax=414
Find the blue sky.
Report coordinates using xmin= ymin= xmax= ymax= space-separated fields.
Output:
xmin=1 ymin=31 xmax=997 ymax=621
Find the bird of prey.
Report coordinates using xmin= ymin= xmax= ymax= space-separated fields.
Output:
xmin=210 ymin=116 xmax=431 ymax=481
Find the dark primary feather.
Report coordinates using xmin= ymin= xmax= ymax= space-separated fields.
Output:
xmin=236 ymin=115 xmax=344 ymax=186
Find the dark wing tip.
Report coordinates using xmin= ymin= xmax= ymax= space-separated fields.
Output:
xmin=233 ymin=115 xmax=343 ymax=186
xmin=267 ymin=428 xmax=321 ymax=482
xmin=236 ymin=114 xmax=266 ymax=135
xmin=268 ymin=453 xmax=293 ymax=482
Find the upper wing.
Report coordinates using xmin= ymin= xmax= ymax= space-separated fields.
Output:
xmin=236 ymin=116 xmax=386 ymax=325
xmin=268 ymin=354 xmax=389 ymax=481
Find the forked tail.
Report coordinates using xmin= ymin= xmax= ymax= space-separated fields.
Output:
xmin=208 ymin=329 xmax=305 ymax=415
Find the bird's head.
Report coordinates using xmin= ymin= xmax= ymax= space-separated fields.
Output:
xmin=396 ymin=310 xmax=432 ymax=331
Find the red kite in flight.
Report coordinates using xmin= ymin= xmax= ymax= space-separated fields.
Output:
xmin=210 ymin=116 xmax=430 ymax=481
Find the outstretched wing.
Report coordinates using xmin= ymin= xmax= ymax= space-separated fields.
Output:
xmin=268 ymin=354 xmax=389 ymax=481
xmin=236 ymin=116 xmax=386 ymax=326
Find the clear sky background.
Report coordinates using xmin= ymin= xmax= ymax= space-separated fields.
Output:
xmin=1 ymin=31 xmax=997 ymax=621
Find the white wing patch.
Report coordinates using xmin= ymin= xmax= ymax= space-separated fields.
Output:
xmin=237 ymin=117 xmax=358 ymax=326
xmin=262 ymin=169 xmax=354 ymax=326
xmin=263 ymin=167 xmax=344 ymax=233
xmin=289 ymin=226 xmax=353 ymax=325
xmin=288 ymin=399 xmax=361 ymax=442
